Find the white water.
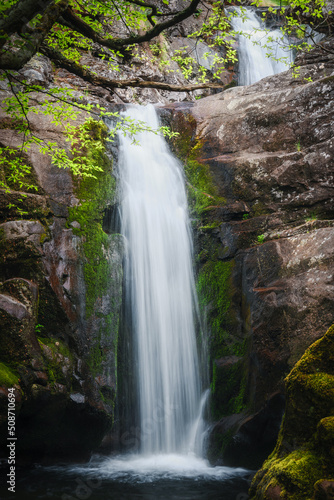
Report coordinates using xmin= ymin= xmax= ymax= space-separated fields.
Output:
xmin=118 ymin=104 xmax=203 ymax=456
xmin=230 ymin=7 xmax=293 ymax=85
xmin=62 ymin=453 xmax=247 ymax=482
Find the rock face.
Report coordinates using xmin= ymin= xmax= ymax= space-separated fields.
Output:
xmin=0 ymin=82 xmax=124 ymax=461
xmin=164 ymin=36 xmax=334 ymax=468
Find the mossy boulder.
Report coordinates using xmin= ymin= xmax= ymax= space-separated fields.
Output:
xmin=250 ymin=324 xmax=334 ymax=500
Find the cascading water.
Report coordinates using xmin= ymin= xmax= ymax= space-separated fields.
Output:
xmin=1 ymin=106 xmax=251 ymax=500
xmin=229 ymin=7 xmax=293 ymax=85
xmin=118 ymin=104 xmax=202 ymax=456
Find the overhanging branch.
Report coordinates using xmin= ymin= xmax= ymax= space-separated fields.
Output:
xmin=60 ymin=0 xmax=201 ymax=51
xmin=0 ymin=0 xmax=69 ymax=70
xmin=41 ymin=44 xmax=226 ymax=92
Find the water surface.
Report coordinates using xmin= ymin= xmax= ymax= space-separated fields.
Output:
xmin=0 ymin=455 xmax=253 ymax=500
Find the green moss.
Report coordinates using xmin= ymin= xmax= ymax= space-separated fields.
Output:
xmin=211 ymin=357 xmax=248 ymax=418
xmin=87 ymin=342 xmax=106 ymax=377
xmin=67 ymin=121 xmax=115 ymax=318
xmin=184 ymin=148 xmax=226 ymax=215
xmin=0 ymin=362 xmax=19 ymax=387
xmin=40 ymin=231 xmax=48 ymax=244
xmin=198 ymin=260 xmax=234 ymax=356
xmin=306 ymin=372 xmax=334 ymax=399
xmin=199 ymin=221 xmax=221 ymax=230
xmin=66 ymin=120 xmax=118 ymax=377
xmin=198 ymin=260 xmax=248 ymax=417
xmin=170 ymin=117 xmax=225 ymax=215
xmin=170 ymin=113 xmax=194 ymax=159
xmin=251 ymin=200 xmax=268 ymax=217
xmin=250 ymin=324 xmax=334 ymax=499
xmin=38 ymin=337 xmax=72 ymax=359
xmin=38 ymin=337 xmax=73 ymax=387
xmin=261 ymin=450 xmax=327 ymax=500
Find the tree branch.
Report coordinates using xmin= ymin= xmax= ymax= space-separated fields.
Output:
xmin=124 ymin=0 xmax=182 ymax=26
xmin=0 ymin=0 xmax=55 ymax=49
xmin=41 ymin=43 xmax=226 ymax=91
xmin=0 ymin=0 xmax=69 ymax=70
xmin=60 ymin=0 xmax=201 ymax=51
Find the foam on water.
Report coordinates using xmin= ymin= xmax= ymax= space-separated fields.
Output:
xmin=59 ymin=454 xmax=248 ymax=483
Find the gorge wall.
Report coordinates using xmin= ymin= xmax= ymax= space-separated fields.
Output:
xmin=164 ymin=36 xmax=334 ymax=470
xmin=0 ymin=2 xmax=233 ymax=462
xmin=0 ymin=77 xmax=124 ymax=461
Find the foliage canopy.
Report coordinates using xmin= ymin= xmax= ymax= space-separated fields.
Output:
xmin=0 ymin=0 xmax=332 ymax=206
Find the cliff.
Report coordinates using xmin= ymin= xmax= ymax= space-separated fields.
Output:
xmin=0 ymin=73 xmax=124 ymax=461
xmin=164 ymin=35 xmax=334 ymax=469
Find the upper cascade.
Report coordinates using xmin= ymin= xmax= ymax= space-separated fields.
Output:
xmin=229 ymin=7 xmax=293 ymax=85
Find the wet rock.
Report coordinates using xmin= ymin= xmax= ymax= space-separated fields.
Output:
xmin=0 ymin=220 xmax=45 ymax=247
xmin=314 ymin=480 xmax=334 ymax=500
xmin=70 ymin=393 xmax=85 ymax=404
xmin=20 ymin=54 xmax=53 ymax=86
xmin=167 ymin=37 xmax=334 ymax=467
xmin=0 ymin=278 xmax=42 ymax=365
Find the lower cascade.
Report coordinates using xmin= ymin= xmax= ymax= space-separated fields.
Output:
xmin=74 ymin=105 xmax=249 ymax=486
xmin=118 ymin=104 xmax=202 ymax=456
xmin=230 ymin=7 xmax=293 ymax=85
xmin=68 ymin=105 xmax=248 ymax=488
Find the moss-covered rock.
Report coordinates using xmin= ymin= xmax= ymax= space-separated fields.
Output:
xmin=169 ymin=111 xmax=226 ymax=217
xmin=0 ymin=362 xmax=19 ymax=387
xmin=67 ymin=121 xmax=123 ymax=410
xmin=250 ymin=324 xmax=334 ymax=500
xmin=0 ymin=112 xmax=123 ymax=461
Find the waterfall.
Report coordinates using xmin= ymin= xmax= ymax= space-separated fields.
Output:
xmin=229 ymin=7 xmax=293 ymax=85
xmin=118 ymin=104 xmax=202 ymax=456
xmin=23 ymin=107 xmax=250 ymax=498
